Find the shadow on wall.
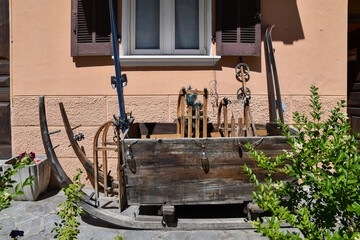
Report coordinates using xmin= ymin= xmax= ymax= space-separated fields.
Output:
xmin=261 ymin=0 xmax=304 ymax=44
xmin=216 ymin=0 xmax=304 ymax=73
xmin=73 ymin=56 xmax=114 ymax=67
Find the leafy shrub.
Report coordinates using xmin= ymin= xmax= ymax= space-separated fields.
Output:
xmin=243 ymin=86 xmax=360 ymax=239
xmin=52 ymin=169 xmax=84 ymax=240
xmin=0 ymin=161 xmax=34 ymax=229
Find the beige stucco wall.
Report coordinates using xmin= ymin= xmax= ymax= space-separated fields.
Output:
xmin=10 ymin=0 xmax=348 ymax=184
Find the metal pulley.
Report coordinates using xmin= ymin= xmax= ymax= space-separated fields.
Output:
xmin=235 ymin=63 xmax=250 ymax=81
xmin=237 ymin=87 xmax=251 ymax=101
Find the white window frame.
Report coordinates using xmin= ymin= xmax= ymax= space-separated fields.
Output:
xmin=123 ymin=0 xmax=209 ymax=56
xmin=121 ymin=0 xmax=221 ymax=66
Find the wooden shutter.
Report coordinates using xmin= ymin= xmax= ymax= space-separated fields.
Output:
xmin=0 ymin=0 xmax=9 ymax=61
xmin=71 ymin=0 xmax=113 ymax=56
xmin=216 ymin=0 xmax=261 ymax=56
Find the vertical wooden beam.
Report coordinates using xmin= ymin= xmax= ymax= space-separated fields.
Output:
xmin=244 ymin=105 xmax=251 ymax=136
xmin=230 ymin=117 xmax=235 ymax=137
xmin=195 ymin=106 xmax=200 ymax=138
xmin=238 ymin=117 xmax=244 ymax=136
xmin=188 ymin=106 xmax=193 ymax=138
xmin=224 ymin=104 xmax=228 ymax=137
xmin=203 ymin=89 xmax=208 ymax=138
xmin=180 ymin=94 xmax=185 ymax=138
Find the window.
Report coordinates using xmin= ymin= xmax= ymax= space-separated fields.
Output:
xmin=71 ymin=0 xmax=113 ymax=57
xmin=129 ymin=0 xmax=205 ymax=55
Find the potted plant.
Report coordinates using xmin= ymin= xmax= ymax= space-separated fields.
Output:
xmin=2 ymin=152 xmax=50 ymax=201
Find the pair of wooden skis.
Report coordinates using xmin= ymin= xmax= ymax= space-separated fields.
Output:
xmin=265 ymin=25 xmax=284 ymax=123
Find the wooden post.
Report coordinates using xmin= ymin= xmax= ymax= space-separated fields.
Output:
xmin=238 ymin=117 xmax=244 ymax=137
xmin=195 ymin=106 xmax=200 ymax=138
xmin=188 ymin=106 xmax=192 ymax=138
xmin=203 ymin=89 xmax=208 ymax=138
xmin=180 ymin=94 xmax=185 ymax=138
xmin=230 ymin=117 xmax=235 ymax=137
xmin=224 ymin=104 xmax=228 ymax=137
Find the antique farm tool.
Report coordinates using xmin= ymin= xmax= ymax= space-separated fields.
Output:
xmin=264 ymin=25 xmax=284 ymax=123
xmin=236 ymin=63 xmax=257 ymax=136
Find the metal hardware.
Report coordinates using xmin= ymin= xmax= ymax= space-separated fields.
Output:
xmin=74 ymin=132 xmax=85 ymax=142
xmin=235 ymin=63 xmax=250 ymax=79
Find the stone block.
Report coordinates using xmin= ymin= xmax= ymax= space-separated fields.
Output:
xmin=12 ymin=126 xmax=44 ymax=156
xmin=107 ymin=96 xmax=169 ymax=122
xmin=45 ymin=96 xmax=106 ymax=126
xmin=12 ymin=96 xmax=40 ymax=126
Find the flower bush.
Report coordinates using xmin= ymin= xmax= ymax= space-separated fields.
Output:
xmin=0 ymin=160 xmax=34 ymax=230
xmin=243 ymin=86 xmax=360 ymax=239
xmin=16 ymin=152 xmax=42 ymax=165
xmin=52 ymin=169 xmax=85 ymax=240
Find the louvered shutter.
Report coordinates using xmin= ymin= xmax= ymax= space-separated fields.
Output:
xmin=71 ymin=0 xmax=113 ymax=56
xmin=216 ymin=0 xmax=261 ymax=56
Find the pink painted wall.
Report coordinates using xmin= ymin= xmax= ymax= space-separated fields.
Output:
xmin=11 ymin=0 xmax=347 ymax=97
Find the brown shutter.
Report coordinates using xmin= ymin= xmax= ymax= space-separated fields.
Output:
xmin=71 ymin=0 xmax=113 ymax=57
xmin=216 ymin=0 xmax=261 ymax=56
xmin=0 ymin=0 xmax=9 ymax=61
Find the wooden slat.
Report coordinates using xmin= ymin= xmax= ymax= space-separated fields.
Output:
xmin=0 ymin=62 xmax=9 ymax=75
xmin=0 ymin=87 xmax=9 ymax=102
xmin=352 ymin=82 xmax=360 ymax=91
xmin=0 ymin=76 xmax=9 ymax=87
xmin=230 ymin=117 xmax=235 ymax=137
xmin=188 ymin=105 xmax=192 ymax=138
xmin=0 ymin=145 xmax=11 ymax=159
xmin=149 ymin=134 xmax=181 ymax=139
xmin=195 ymin=106 xmax=200 ymax=138
xmin=0 ymin=102 xmax=10 ymax=143
xmin=203 ymin=89 xmax=208 ymax=137
xmin=348 ymin=91 xmax=360 ymax=106
xmin=348 ymin=107 xmax=360 ymax=116
xmin=180 ymin=95 xmax=185 ymax=137
xmin=238 ymin=117 xmax=244 ymax=137
xmin=224 ymin=104 xmax=228 ymax=137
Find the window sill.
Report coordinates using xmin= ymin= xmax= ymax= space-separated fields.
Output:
xmin=117 ymin=55 xmax=221 ymax=67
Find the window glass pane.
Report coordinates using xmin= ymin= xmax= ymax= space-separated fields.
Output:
xmin=135 ymin=0 xmax=160 ymax=49
xmin=175 ymin=0 xmax=199 ymax=49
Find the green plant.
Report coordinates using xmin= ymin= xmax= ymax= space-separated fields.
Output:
xmin=114 ymin=236 xmax=123 ymax=240
xmin=15 ymin=152 xmax=42 ymax=165
xmin=0 ymin=161 xmax=34 ymax=229
xmin=243 ymin=86 xmax=360 ymax=239
xmin=52 ymin=169 xmax=85 ymax=240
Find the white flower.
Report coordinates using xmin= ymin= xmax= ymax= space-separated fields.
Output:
xmin=342 ymin=135 xmax=351 ymax=141
xmin=2 ymin=192 xmax=10 ymax=199
xmin=273 ymin=182 xmax=284 ymax=190
xmin=354 ymin=236 xmax=360 ymax=240
xmin=283 ymin=150 xmax=294 ymax=158
xmin=293 ymin=142 xmax=303 ymax=154
xmin=339 ymin=112 xmax=349 ymax=121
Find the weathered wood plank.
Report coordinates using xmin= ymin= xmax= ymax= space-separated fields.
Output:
xmin=123 ymin=136 xmax=292 ymax=205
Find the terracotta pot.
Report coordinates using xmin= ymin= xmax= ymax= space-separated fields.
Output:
xmin=3 ymin=154 xmax=50 ymax=201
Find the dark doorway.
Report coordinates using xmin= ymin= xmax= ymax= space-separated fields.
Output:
xmin=0 ymin=0 xmax=11 ymax=159
xmin=348 ymin=0 xmax=360 ymax=135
